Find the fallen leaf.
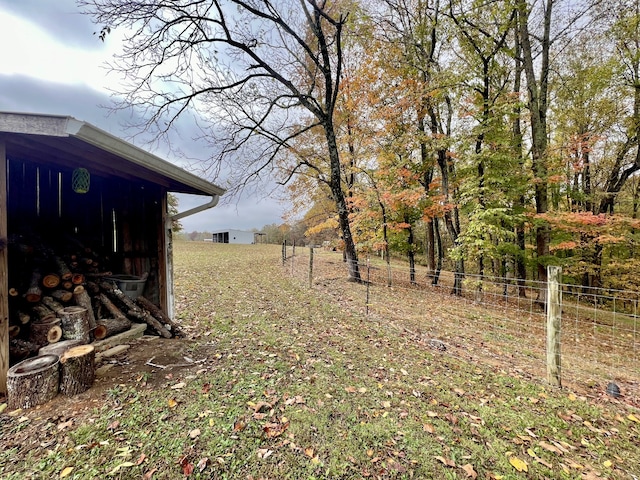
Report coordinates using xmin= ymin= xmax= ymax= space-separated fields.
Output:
xmin=461 ymin=463 xmax=477 ymax=478
xmin=304 ymin=447 xmax=315 ymax=458
xmin=177 ymin=456 xmax=194 ymax=475
xmin=197 ymin=457 xmax=209 ymax=472
xmin=453 ymin=388 xmax=465 ymax=396
xmin=233 ymin=419 xmax=246 ymax=432
xmin=263 ymin=421 xmax=290 ymax=438
xmin=358 ymin=387 xmax=367 ymax=393
xmin=509 ymin=457 xmax=528 ymax=472
xmin=135 ymin=453 xmax=147 ymax=465
xmin=423 ymin=423 xmax=435 ymax=434
xmin=107 ymin=420 xmax=120 ymax=431
xmin=171 ymin=382 xmax=186 ymax=390
xmin=189 ymin=428 xmax=201 ymax=439
xmin=345 ymin=386 xmax=357 ymax=393
xmin=603 ymin=460 xmax=612 ymax=468
xmin=539 ymin=441 xmax=562 ymax=455
xmin=400 ymin=368 xmax=408 ymax=376
xmin=143 ymin=468 xmax=158 ymax=479
xmin=57 ymin=420 xmax=73 ymax=431
xmin=257 ymin=448 xmax=273 ymax=459
xmin=167 ymin=398 xmax=178 ymax=408
xmin=628 ymin=414 xmax=640 ymax=424
xmin=108 ymin=462 xmax=136 ymax=476
xmin=381 ymin=401 xmax=391 ymax=409
xmin=201 ymin=384 xmax=211 ymax=394
xmin=60 ymin=466 xmax=74 ymax=478
xmin=435 ymin=456 xmax=456 ymax=467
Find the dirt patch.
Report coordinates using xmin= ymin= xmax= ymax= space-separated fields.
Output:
xmin=0 ymin=336 xmax=217 ymax=448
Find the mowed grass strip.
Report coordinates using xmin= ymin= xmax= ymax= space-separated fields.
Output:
xmin=1 ymin=242 xmax=639 ymax=479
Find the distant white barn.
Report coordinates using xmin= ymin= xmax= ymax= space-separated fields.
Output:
xmin=212 ymin=229 xmax=256 ymax=244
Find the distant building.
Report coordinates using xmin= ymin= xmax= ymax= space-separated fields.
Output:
xmin=212 ymin=229 xmax=259 ymax=244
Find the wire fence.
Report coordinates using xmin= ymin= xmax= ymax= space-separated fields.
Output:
xmin=282 ymin=244 xmax=640 ymax=406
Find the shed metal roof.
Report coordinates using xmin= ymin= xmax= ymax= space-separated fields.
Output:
xmin=0 ymin=111 xmax=226 ymax=197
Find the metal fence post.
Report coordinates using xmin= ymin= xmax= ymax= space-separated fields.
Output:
xmin=547 ymin=265 xmax=562 ymax=387
xmin=309 ymin=246 xmax=314 ymax=288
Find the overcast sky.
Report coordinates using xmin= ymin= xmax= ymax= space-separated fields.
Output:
xmin=0 ymin=0 xmax=288 ymax=232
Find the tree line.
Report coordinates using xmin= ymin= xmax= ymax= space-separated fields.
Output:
xmin=80 ymin=0 xmax=640 ymax=294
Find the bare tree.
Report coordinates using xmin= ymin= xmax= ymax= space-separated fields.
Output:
xmin=80 ymin=0 xmax=361 ymax=281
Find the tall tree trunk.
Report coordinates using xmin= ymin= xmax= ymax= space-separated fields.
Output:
xmin=426 ymin=219 xmax=436 ymax=283
xmin=517 ymin=0 xmax=553 ymax=294
xmin=326 ymin=123 xmax=360 ymax=281
xmin=513 ymin=10 xmax=528 ymax=298
xmin=432 ymin=217 xmax=443 ymax=285
xmin=406 ymin=219 xmax=416 ymax=285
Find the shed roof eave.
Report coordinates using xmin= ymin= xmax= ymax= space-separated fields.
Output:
xmin=0 ymin=111 xmax=226 ymax=198
xmin=71 ymin=122 xmax=226 ymax=197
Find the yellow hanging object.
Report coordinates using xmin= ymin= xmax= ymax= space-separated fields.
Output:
xmin=72 ymin=168 xmax=90 ymax=193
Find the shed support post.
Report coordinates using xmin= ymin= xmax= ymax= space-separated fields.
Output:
xmin=161 ymin=193 xmax=174 ymax=320
xmin=0 ymin=141 xmax=8 ymax=394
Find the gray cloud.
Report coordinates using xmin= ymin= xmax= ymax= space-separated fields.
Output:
xmin=0 ymin=0 xmax=105 ymax=50
xmin=0 ymin=73 xmax=287 ymax=231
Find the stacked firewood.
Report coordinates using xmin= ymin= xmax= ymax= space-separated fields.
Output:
xmin=7 ymin=233 xmax=183 ymax=364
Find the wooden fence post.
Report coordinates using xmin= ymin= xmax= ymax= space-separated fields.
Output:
xmin=547 ymin=266 xmax=562 ymax=387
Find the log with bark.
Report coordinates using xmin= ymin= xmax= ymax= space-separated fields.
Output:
xmin=29 ymin=318 xmax=62 ymax=347
xmin=25 ymin=270 xmax=42 ymax=303
xmin=59 ymin=345 xmax=95 ymax=396
xmin=136 ymin=296 xmax=185 ymax=338
xmin=73 ymin=285 xmax=97 ymax=332
xmin=99 ymin=280 xmax=143 ymax=317
xmin=54 ymin=255 xmax=72 ymax=281
xmin=42 ymin=296 xmax=65 ymax=314
xmin=31 ymin=304 xmax=56 ymax=323
xmin=18 ymin=310 xmax=30 ymax=325
xmin=94 ymin=317 xmax=132 ymax=340
xmin=96 ymin=283 xmax=171 ymax=338
xmin=8 ymin=324 xmax=20 ymax=339
xmin=10 ymin=339 xmax=39 ymax=362
xmin=138 ymin=309 xmax=172 ymax=338
xmin=59 ymin=306 xmax=91 ymax=343
xmin=51 ymin=289 xmax=73 ymax=303
xmin=97 ymin=293 xmax=128 ymax=322
xmin=7 ymin=355 xmax=60 ymax=409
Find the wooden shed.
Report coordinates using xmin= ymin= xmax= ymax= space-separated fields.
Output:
xmin=0 ymin=111 xmax=225 ymax=393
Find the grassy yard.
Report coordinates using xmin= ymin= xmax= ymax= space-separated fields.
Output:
xmin=1 ymin=242 xmax=639 ymax=479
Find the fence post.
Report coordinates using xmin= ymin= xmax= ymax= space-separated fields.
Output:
xmin=366 ymin=257 xmax=371 ymax=316
xmin=282 ymin=241 xmax=286 ymax=266
xmin=547 ymin=265 xmax=562 ymax=387
xmin=308 ymin=246 xmax=314 ymax=288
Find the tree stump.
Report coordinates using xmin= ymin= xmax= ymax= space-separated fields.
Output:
xmin=7 ymin=355 xmax=60 ymax=409
xmin=59 ymin=306 xmax=91 ymax=343
xmin=59 ymin=345 xmax=95 ymax=396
